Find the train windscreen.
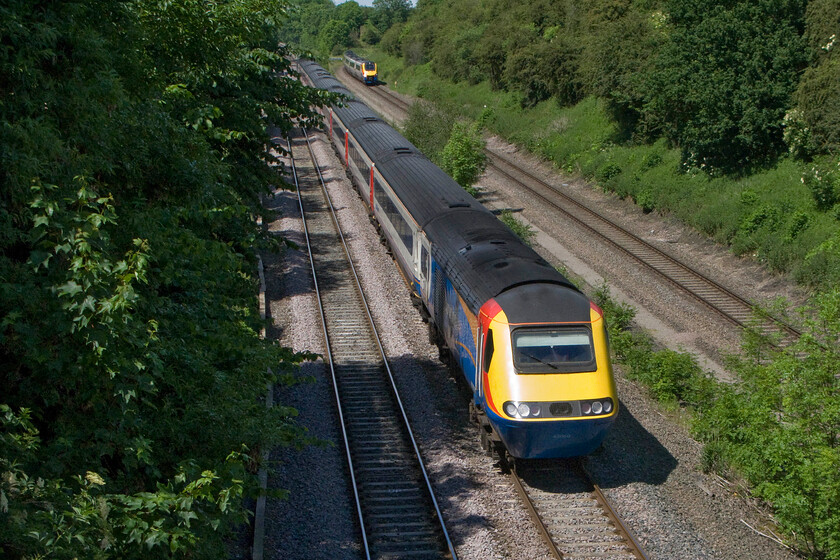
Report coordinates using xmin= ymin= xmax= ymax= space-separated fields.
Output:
xmin=511 ymin=327 xmax=596 ymax=373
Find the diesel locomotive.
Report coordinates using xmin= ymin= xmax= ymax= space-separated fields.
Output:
xmin=343 ymin=50 xmax=377 ymax=85
xmin=297 ymin=60 xmax=618 ymax=459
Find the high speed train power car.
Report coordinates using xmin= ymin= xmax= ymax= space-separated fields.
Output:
xmin=343 ymin=50 xmax=377 ymax=85
xmin=297 ymin=60 xmax=618 ymax=459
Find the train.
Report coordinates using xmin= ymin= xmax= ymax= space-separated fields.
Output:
xmin=343 ymin=50 xmax=377 ymax=85
xmin=297 ymin=60 xmax=618 ymax=459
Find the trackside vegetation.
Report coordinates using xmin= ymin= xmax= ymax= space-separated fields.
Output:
xmin=355 ymin=0 xmax=840 ymax=294
xmin=594 ymin=287 xmax=840 ymax=559
xmin=0 ymin=1 xmax=331 ymax=558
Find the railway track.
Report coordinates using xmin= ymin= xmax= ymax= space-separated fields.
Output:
xmin=358 ymin=79 xmax=801 ymax=346
xmin=286 ymin=128 xmax=457 ymax=560
xmin=505 ymin=457 xmax=647 ymax=560
xmin=332 ymin=72 xmax=650 ymax=560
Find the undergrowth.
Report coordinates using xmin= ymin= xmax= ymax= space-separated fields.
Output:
xmin=594 ymin=286 xmax=840 ymax=559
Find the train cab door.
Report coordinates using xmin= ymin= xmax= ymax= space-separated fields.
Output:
xmin=415 ymin=235 xmax=432 ymax=304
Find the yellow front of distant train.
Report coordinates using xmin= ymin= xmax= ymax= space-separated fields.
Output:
xmin=344 ymin=50 xmax=377 ymax=85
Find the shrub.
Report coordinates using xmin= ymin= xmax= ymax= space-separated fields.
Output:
xmin=802 ymin=160 xmax=840 ymax=211
xmin=361 ymin=23 xmax=382 ymax=45
xmin=498 ymin=209 xmax=535 ymax=246
xmin=440 ymin=121 xmax=487 ymax=191
xmin=644 ymin=0 xmax=807 ymax=172
xmin=635 ymin=188 xmax=655 ymax=213
xmin=402 ymin=101 xmax=455 ymax=163
xmin=597 ymin=162 xmax=622 ymax=182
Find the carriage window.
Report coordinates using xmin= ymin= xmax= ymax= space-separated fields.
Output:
xmin=512 ymin=328 xmax=596 ymax=373
xmin=374 ymin=184 xmax=413 ymax=253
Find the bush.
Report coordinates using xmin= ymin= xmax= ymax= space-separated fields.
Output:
xmin=440 ymin=121 xmax=487 ymax=191
xmin=792 ymin=0 xmax=840 ymax=155
xmin=379 ymin=21 xmax=405 ymax=57
xmin=402 ymin=100 xmax=455 ymax=163
xmin=498 ymin=209 xmax=535 ymax=246
xmin=696 ymin=291 xmax=840 ymax=559
xmin=597 ymin=162 xmax=622 ymax=182
xmin=361 ymin=23 xmax=382 ymax=44
xmin=0 ymin=1 xmax=322 ymax=557
xmin=802 ymin=159 xmax=840 ymax=211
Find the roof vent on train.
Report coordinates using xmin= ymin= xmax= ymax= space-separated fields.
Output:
xmin=494 ymin=261 xmax=510 ymax=269
xmin=394 ymin=146 xmax=412 ymax=154
xmin=449 ymin=202 xmax=471 ymax=209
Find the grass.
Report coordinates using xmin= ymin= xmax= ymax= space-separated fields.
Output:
xmin=357 ymin=46 xmax=840 ymax=293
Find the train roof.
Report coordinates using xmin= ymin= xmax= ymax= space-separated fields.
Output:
xmin=344 ymin=50 xmax=368 ymax=63
xmin=299 ymin=60 xmax=352 ymax=97
xmin=424 ymin=209 xmax=579 ymax=313
xmin=298 ymin=59 xmax=586 ymax=315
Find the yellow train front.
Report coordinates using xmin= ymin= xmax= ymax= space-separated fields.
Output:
xmin=344 ymin=50 xmax=377 ymax=85
xmin=475 ymin=284 xmax=618 ymax=458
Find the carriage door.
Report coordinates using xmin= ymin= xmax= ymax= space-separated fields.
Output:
xmin=416 ymin=235 xmax=432 ymax=302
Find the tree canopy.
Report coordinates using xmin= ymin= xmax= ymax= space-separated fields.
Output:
xmin=386 ymin=0 xmax=836 ymax=174
xmin=0 ymin=0 xmax=326 ymax=557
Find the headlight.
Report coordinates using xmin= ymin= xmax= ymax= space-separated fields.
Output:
xmin=504 ymin=402 xmax=518 ymax=417
xmin=580 ymin=398 xmax=614 ymax=416
xmin=503 ymin=399 xmax=613 ymax=418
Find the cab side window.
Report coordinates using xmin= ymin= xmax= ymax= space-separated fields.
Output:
xmin=483 ymin=329 xmax=494 ymax=372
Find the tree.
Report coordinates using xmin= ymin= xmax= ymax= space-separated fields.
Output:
xmin=319 ymin=19 xmax=351 ymax=54
xmin=644 ymin=0 xmax=807 ymax=173
xmin=440 ymin=122 xmax=487 ymax=193
xmin=372 ymin=0 xmax=411 ymax=31
xmin=335 ymin=0 xmax=366 ymax=35
xmin=696 ymin=290 xmax=840 ymax=559
xmin=0 ymin=0 xmax=323 ymax=557
xmin=791 ymin=0 xmax=840 ymax=155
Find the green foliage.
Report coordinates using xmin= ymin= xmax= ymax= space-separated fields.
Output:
xmin=695 ymin=292 xmax=840 ymax=558
xmin=371 ymin=0 xmax=412 ymax=32
xmin=277 ymin=0 xmax=377 ymax=58
xmin=498 ymin=210 xmax=536 ymax=246
xmin=440 ymin=121 xmax=488 ymax=192
xmin=802 ymin=159 xmax=840 ymax=211
xmin=319 ymin=19 xmax=351 ymax=55
xmin=402 ymin=101 xmax=456 ymax=164
xmin=645 ymin=0 xmax=807 ymax=173
xmin=379 ymin=21 xmax=405 ymax=57
xmin=1 ymin=0 xmax=323 ymax=557
xmin=596 ymin=282 xmax=840 ymax=559
xmin=361 ymin=23 xmax=382 ymax=45
xmin=782 ymin=108 xmax=816 ymax=160
xmin=596 ymin=162 xmax=622 ymax=182
xmin=792 ymin=0 xmax=840 ymax=155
